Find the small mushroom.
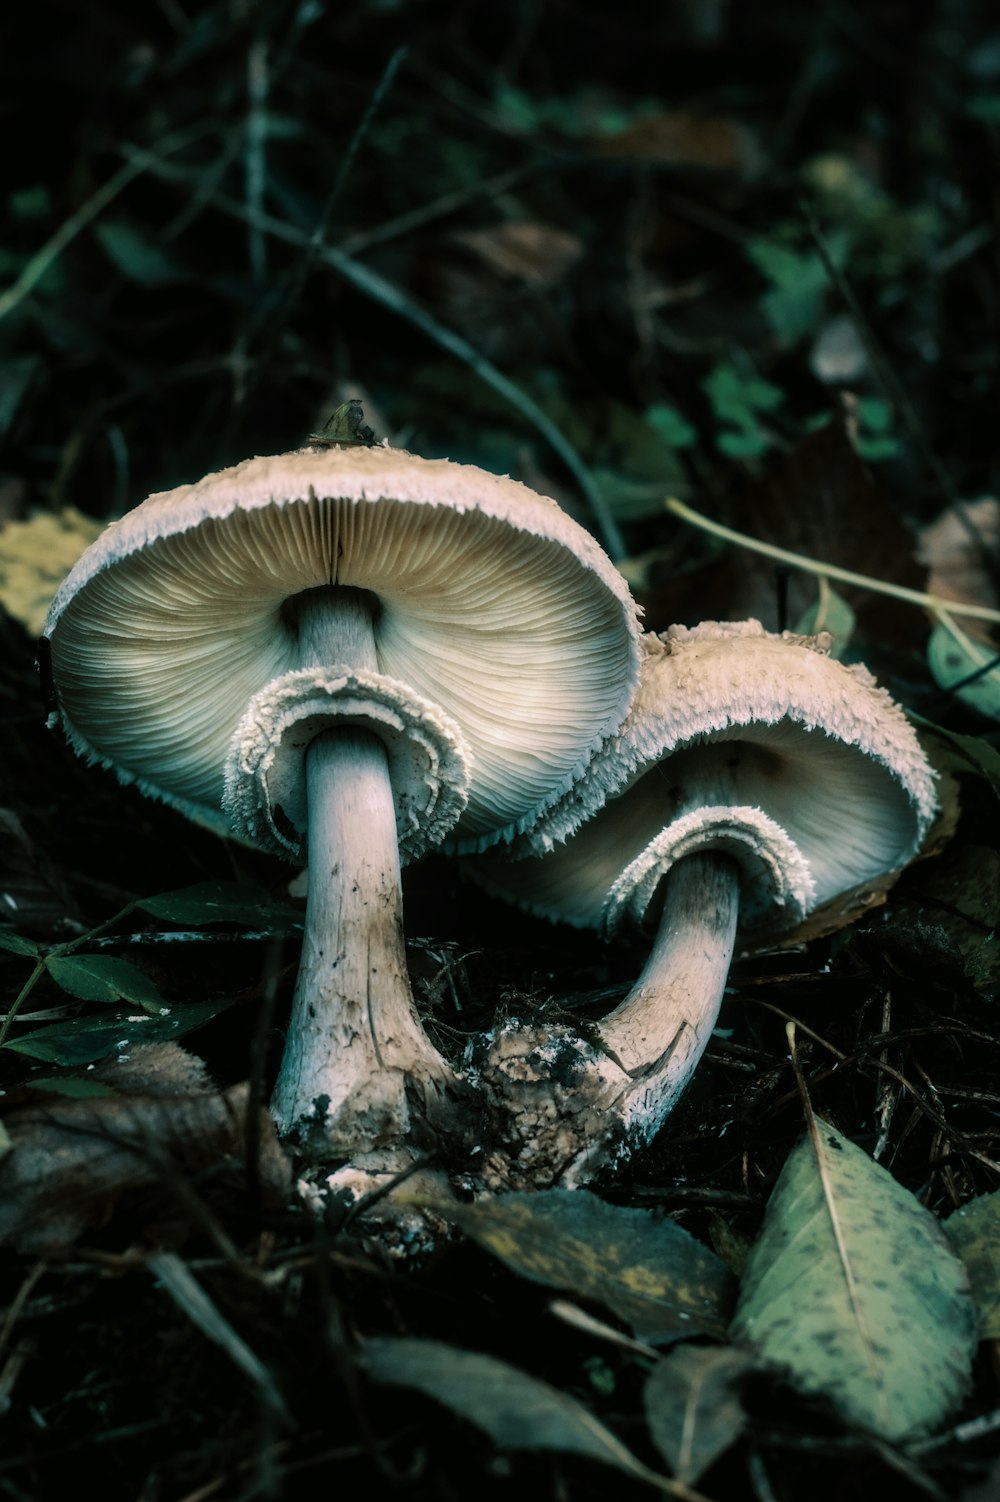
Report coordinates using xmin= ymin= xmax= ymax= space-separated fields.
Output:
xmin=464 ymin=620 xmax=938 ymax=1189
xmin=44 ymin=437 xmax=640 ymax=1160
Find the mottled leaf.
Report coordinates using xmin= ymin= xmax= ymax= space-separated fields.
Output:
xmin=361 ymin=1337 xmax=667 ymax=1489
xmin=927 ymin=621 xmax=1000 ymax=722
xmin=729 ymin=1120 xmax=977 ymax=1441
xmin=645 ymin=1346 xmax=751 ymax=1483
xmin=3 ymin=996 xmax=236 ymax=1065
xmin=138 ymin=881 xmax=303 ymax=930
xmin=945 ymin=1192 xmax=1000 ymax=1339
xmin=431 ymin=1189 xmax=734 ymax=1341
xmin=46 ymin=954 xmax=165 ymax=1009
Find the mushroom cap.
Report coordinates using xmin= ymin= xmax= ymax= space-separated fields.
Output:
xmin=465 ymin=620 xmax=937 ymax=936
xmin=45 ymin=445 xmax=641 ymax=852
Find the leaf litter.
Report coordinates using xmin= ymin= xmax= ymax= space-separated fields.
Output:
xmin=2 ymin=5 xmax=1000 ymax=1500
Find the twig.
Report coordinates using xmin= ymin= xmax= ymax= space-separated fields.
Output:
xmin=666 ymin=496 xmax=1000 ymax=624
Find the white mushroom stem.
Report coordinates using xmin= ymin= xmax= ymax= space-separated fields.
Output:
xmin=477 ymin=853 xmax=741 ymax=1190
xmin=270 ymin=587 xmax=461 ymax=1156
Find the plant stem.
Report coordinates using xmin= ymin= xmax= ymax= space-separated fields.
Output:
xmin=666 ymin=496 xmax=1000 ymax=625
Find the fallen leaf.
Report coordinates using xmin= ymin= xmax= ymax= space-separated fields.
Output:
xmin=361 ymin=1337 xmax=677 ymax=1493
xmin=729 ymin=1120 xmax=977 ymax=1441
xmin=644 ymin=1345 xmax=751 ymax=1483
xmin=944 ymin=1192 xmax=1000 ymax=1339
xmin=0 ymin=508 xmax=103 ymax=636
xmin=0 ymin=1048 xmax=291 ymax=1251
xmin=927 ymin=620 xmax=1000 ymax=722
xmin=889 ymin=843 xmax=1000 ymax=1000
xmin=918 ymin=498 xmax=1000 ymax=632
xmin=593 ymin=111 xmax=759 ymax=175
xmin=428 ymin=1189 xmax=734 ymax=1342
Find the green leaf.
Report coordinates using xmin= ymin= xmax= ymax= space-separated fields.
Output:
xmin=94 ymin=221 xmax=185 ymax=287
xmin=46 ymin=954 xmax=164 ymax=1009
xmin=747 ymin=239 xmax=831 ymax=345
xmin=645 ymin=403 xmax=697 ymax=450
xmin=729 ymin=1120 xmax=977 ymax=1441
xmin=138 ymin=881 xmax=303 ymax=929
xmin=428 ymin=1189 xmax=734 ymax=1342
xmin=361 ymin=1338 xmax=667 ymax=1488
xmin=703 ymin=363 xmax=785 ymax=460
xmin=644 ymin=1346 xmax=751 ymax=1484
xmin=3 ymin=996 xmax=235 ymax=1066
xmin=0 ymin=931 xmax=39 ymax=956
xmin=793 ymin=582 xmax=856 ymax=657
xmin=927 ymin=623 xmax=1000 ymax=722
xmin=23 ymin=1076 xmax=117 ymax=1100
xmin=945 ymin=1192 xmax=1000 ymax=1339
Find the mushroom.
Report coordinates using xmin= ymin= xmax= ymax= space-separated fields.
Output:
xmin=464 ymin=620 xmax=938 ymax=1189
xmin=44 ymin=434 xmax=640 ymax=1160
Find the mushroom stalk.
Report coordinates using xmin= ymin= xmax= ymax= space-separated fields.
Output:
xmin=599 ymin=851 xmax=740 ymax=1085
xmin=270 ymin=587 xmax=460 ymax=1155
xmin=478 ymin=853 xmax=740 ymax=1190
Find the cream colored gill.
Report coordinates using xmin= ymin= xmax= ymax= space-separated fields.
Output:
xmin=50 ymin=491 xmax=635 ymax=833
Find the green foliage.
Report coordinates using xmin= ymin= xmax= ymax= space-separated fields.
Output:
xmin=702 ymin=362 xmax=785 ymax=458
xmin=729 ymin=1120 xmax=977 ymax=1441
xmin=0 ymin=932 xmax=39 ymax=956
xmin=4 ymin=996 xmax=237 ymax=1066
xmin=45 ymin=954 xmax=166 ymax=1009
xmin=747 ymin=233 xmax=849 ymax=346
xmin=852 ymin=396 xmax=901 ymax=461
xmin=927 ymin=621 xmax=1000 ymax=721
xmin=138 ymin=881 xmax=303 ymax=930
xmin=644 ymin=402 xmax=697 ymax=450
xmin=793 ymin=581 xmax=856 ymax=656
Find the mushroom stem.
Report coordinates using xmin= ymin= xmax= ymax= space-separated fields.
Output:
xmin=598 ymin=851 xmax=740 ymax=1087
xmin=477 ymin=852 xmax=741 ymax=1190
xmin=270 ymin=587 xmax=461 ymax=1156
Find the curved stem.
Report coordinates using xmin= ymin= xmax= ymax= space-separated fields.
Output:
xmin=479 ymin=853 xmax=741 ymax=1190
xmin=269 ymin=588 xmax=460 ymax=1156
xmin=666 ymin=495 xmax=1000 ymax=625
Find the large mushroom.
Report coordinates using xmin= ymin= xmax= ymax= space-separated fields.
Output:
xmin=464 ymin=620 xmax=938 ymax=1188
xmin=43 ymin=432 xmax=640 ymax=1160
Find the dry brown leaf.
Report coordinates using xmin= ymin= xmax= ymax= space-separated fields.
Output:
xmin=0 ymin=1046 xmax=292 ymax=1252
xmin=593 ymin=110 xmax=759 ymax=174
xmin=450 ymin=222 xmax=583 ymax=287
xmin=0 ymin=508 xmax=104 ymax=636
xmin=917 ymin=497 xmax=1000 ymax=643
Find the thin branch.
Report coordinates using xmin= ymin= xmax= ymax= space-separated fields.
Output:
xmin=666 ymin=496 xmax=1000 ymax=625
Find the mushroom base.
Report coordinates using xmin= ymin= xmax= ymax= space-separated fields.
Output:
xmin=467 ymin=853 xmax=741 ymax=1189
